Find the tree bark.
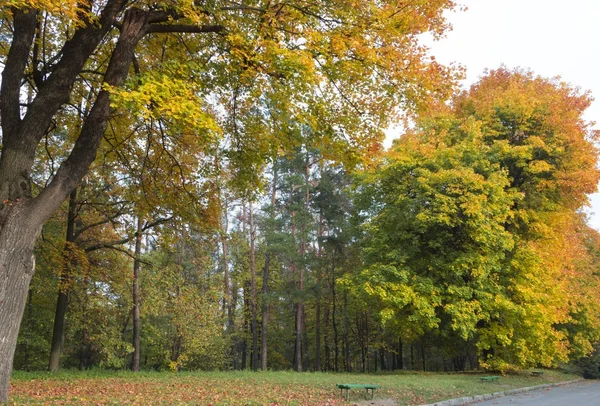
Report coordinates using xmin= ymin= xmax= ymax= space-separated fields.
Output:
xmin=260 ymin=251 xmax=270 ymax=371
xmin=343 ymin=292 xmax=351 ymax=372
xmin=331 ymin=254 xmax=339 ymax=372
xmin=131 ymin=216 xmax=143 ymax=372
xmin=0 ymin=206 xmax=39 ymax=402
xmin=397 ymin=338 xmax=403 ymax=370
xmin=249 ymin=202 xmax=258 ymax=371
xmin=315 ymin=208 xmax=323 ymax=372
xmin=291 ymin=211 xmax=303 ymax=372
xmin=261 ymin=163 xmax=277 ymax=370
xmin=324 ymin=301 xmax=331 ymax=371
xmin=48 ymin=189 xmax=78 ymax=372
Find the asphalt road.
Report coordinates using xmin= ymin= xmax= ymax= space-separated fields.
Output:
xmin=470 ymin=380 xmax=600 ymax=405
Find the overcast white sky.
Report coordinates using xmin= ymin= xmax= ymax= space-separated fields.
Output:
xmin=417 ymin=0 xmax=600 ymax=230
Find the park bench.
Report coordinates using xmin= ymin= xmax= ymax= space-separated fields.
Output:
xmin=336 ymin=383 xmax=379 ymax=401
xmin=531 ymin=371 xmax=544 ymax=376
xmin=480 ymin=376 xmax=500 ymax=382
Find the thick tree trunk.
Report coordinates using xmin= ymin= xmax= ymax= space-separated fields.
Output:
xmin=49 ymin=189 xmax=78 ymax=372
xmin=131 ymin=216 xmax=143 ymax=372
xmin=0 ymin=207 xmax=40 ymax=402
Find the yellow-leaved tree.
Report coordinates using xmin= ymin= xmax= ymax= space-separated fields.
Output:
xmin=357 ymin=68 xmax=600 ymax=371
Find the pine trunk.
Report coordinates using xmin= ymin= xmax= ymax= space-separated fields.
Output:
xmin=249 ymin=202 xmax=258 ymax=371
xmin=131 ymin=217 xmax=143 ymax=372
xmin=261 ymin=164 xmax=277 ymax=370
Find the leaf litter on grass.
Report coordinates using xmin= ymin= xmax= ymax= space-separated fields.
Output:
xmin=10 ymin=370 xmax=579 ymax=405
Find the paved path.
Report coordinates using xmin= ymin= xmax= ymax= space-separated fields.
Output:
xmin=470 ymin=380 xmax=600 ymax=405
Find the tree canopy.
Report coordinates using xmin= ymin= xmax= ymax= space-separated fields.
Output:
xmin=357 ymin=68 xmax=600 ymax=371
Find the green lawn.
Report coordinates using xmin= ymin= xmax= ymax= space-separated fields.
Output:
xmin=9 ymin=369 xmax=580 ymax=405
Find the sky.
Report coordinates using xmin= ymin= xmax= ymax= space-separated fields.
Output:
xmin=413 ymin=0 xmax=600 ymax=229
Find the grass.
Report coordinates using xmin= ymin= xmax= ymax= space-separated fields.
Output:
xmin=9 ymin=369 xmax=580 ymax=405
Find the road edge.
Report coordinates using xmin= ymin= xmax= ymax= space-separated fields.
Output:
xmin=420 ymin=378 xmax=585 ymax=406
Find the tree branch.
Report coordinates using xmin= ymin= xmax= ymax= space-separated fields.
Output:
xmin=146 ymin=24 xmax=225 ymax=34
xmin=0 ymin=8 xmax=38 ymax=140
xmin=28 ymin=5 xmax=146 ymax=223
xmin=83 ymin=216 xmax=172 ymax=252
xmin=15 ymin=0 xmax=127 ymax=164
xmin=73 ymin=211 xmax=128 ymax=241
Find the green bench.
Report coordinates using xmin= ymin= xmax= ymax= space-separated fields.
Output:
xmin=336 ymin=383 xmax=379 ymax=401
xmin=480 ymin=376 xmax=500 ymax=382
xmin=532 ymin=371 xmax=544 ymax=376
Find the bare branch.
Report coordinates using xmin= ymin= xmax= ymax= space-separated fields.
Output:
xmin=147 ymin=24 xmax=224 ymax=34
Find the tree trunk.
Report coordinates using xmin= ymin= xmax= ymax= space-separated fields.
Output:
xmin=49 ymin=188 xmax=78 ymax=372
xmin=249 ymin=202 xmax=258 ymax=371
xmin=324 ymin=301 xmax=331 ymax=371
xmin=397 ymin=337 xmax=404 ymax=370
xmin=343 ymin=292 xmax=351 ymax=372
xmin=261 ymin=163 xmax=277 ymax=370
xmin=131 ymin=216 xmax=143 ymax=372
xmin=0 ymin=207 xmax=39 ymax=402
xmin=421 ymin=339 xmax=426 ymax=371
xmin=79 ymin=326 xmax=89 ymax=370
xmin=232 ymin=276 xmax=240 ymax=370
xmin=291 ymin=211 xmax=303 ymax=372
xmin=260 ymin=250 xmax=270 ymax=371
xmin=22 ymin=289 xmax=34 ymax=371
xmin=241 ymin=280 xmax=250 ymax=370
xmin=315 ymin=209 xmax=323 ymax=372
xmin=331 ymin=255 xmax=339 ymax=372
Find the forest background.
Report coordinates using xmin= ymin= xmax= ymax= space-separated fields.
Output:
xmin=1 ymin=0 xmax=600 ymax=404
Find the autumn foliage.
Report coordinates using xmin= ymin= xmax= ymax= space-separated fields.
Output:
xmin=357 ymin=68 xmax=600 ymax=371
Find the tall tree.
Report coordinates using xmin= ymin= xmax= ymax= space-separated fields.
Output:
xmin=357 ymin=68 xmax=600 ymax=371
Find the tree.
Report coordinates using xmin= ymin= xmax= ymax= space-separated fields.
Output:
xmin=357 ymin=68 xmax=600 ymax=371
xmin=0 ymin=0 xmax=457 ymax=400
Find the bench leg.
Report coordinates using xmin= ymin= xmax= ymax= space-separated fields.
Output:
xmin=365 ymin=388 xmax=374 ymax=400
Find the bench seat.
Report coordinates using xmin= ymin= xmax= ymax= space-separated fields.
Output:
xmin=480 ymin=376 xmax=500 ymax=382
